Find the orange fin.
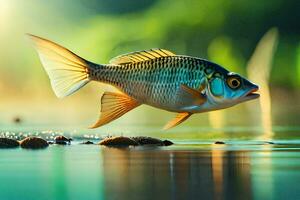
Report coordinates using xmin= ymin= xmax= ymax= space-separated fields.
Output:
xmin=177 ymin=84 xmax=206 ymax=106
xmin=163 ymin=112 xmax=192 ymax=130
xmin=89 ymin=92 xmax=140 ymax=128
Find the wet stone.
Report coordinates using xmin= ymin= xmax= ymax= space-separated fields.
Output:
xmin=0 ymin=138 xmax=20 ymax=148
xmin=162 ymin=140 xmax=173 ymax=146
xmin=54 ymin=136 xmax=72 ymax=145
xmin=56 ymin=141 xmax=67 ymax=145
xmin=80 ymin=141 xmax=94 ymax=145
xmin=99 ymin=136 xmax=138 ymax=147
xmin=131 ymin=136 xmax=165 ymax=146
xmin=20 ymin=137 xmax=49 ymax=149
xmin=214 ymin=141 xmax=225 ymax=144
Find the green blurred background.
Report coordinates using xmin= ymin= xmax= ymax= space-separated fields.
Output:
xmin=0 ymin=0 xmax=299 ymax=137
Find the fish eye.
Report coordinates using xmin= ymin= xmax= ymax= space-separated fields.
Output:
xmin=227 ymin=77 xmax=241 ymax=89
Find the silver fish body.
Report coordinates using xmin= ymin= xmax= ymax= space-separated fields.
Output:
xmin=28 ymin=34 xmax=259 ymax=129
xmin=90 ymin=56 xmax=228 ymax=113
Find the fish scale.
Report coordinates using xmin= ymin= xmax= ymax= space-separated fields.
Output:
xmin=90 ymin=56 xmax=208 ymax=111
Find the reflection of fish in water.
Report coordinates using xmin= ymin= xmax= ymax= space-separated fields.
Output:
xmin=28 ymin=34 xmax=259 ymax=130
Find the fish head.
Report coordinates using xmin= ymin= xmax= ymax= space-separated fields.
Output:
xmin=205 ymin=71 xmax=260 ymax=109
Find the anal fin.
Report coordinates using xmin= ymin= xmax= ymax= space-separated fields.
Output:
xmin=163 ymin=112 xmax=192 ymax=130
xmin=89 ymin=92 xmax=140 ymax=128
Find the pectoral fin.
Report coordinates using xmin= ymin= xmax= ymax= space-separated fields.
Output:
xmin=89 ymin=92 xmax=140 ymax=128
xmin=163 ymin=112 xmax=192 ymax=130
xmin=177 ymin=84 xmax=206 ymax=107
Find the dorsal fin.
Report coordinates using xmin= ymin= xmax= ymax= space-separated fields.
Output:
xmin=109 ymin=49 xmax=176 ymax=65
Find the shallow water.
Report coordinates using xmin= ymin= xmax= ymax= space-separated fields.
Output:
xmin=0 ymin=137 xmax=300 ymax=200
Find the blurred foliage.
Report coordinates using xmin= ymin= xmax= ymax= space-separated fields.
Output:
xmin=0 ymin=0 xmax=299 ymax=95
xmin=297 ymin=43 xmax=300 ymax=86
xmin=0 ymin=0 xmax=299 ymax=131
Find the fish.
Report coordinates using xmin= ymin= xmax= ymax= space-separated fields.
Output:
xmin=28 ymin=34 xmax=260 ymax=130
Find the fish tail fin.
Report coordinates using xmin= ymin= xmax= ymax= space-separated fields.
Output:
xmin=27 ymin=34 xmax=95 ymax=98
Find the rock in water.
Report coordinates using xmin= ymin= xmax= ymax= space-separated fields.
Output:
xmin=99 ymin=136 xmax=138 ymax=147
xmin=131 ymin=136 xmax=173 ymax=146
xmin=214 ymin=141 xmax=225 ymax=144
xmin=80 ymin=141 xmax=94 ymax=145
xmin=0 ymin=138 xmax=20 ymax=148
xmin=162 ymin=140 xmax=173 ymax=146
xmin=131 ymin=136 xmax=164 ymax=145
xmin=54 ymin=136 xmax=72 ymax=145
xmin=20 ymin=137 xmax=49 ymax=149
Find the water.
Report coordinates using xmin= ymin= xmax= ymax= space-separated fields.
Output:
xmin=0 ymin=137 xmax=300 ymax=200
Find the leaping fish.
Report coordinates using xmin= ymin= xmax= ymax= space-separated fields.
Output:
xmin=28 ymin=34 xmax=260 ymax=130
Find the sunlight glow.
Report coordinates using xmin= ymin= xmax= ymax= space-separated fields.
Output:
xmin=247 ymin=28 xmax=278 ymax=140
xmin=209 ymin=110 xmax=225 ymax=130
xmin=0 ymin=0 xmax=11 ymax=27
xmin=211 ymin=148 xmax=224 ymax=199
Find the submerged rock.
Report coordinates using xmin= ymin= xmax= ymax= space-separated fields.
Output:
xmin=54 ymin=136 xmax=72 ymax=145
xmin=0 ymin=138 xmax=20 ymax=148
xmin=20 ymin=137 xmax=49 ymax=149
xmin=162 ymin=140 xmax=173 ymax=146
xmin=55 ymin=141 xmax=67 ymax=145
xmin=80 ymin=141 xmax=94 ymax=145
xmin=131 ymin=136 xmax=163 ymax=145
xmin=99 ymin=136 xmax=173 ymax=147
xmin=131 ymin=136 xmax=173 ymax=146
xmin=214 ymin=141 xmax=225 ymax=144
xmin=99 ymin=136 xmax=138 ymax=147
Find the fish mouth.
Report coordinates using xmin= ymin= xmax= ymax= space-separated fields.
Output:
xmin=242 ymin=87 xmax=260 ymax=101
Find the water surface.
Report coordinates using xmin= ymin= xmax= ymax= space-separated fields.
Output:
xmin=0 ymin=137 xmax=300 ymax=200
